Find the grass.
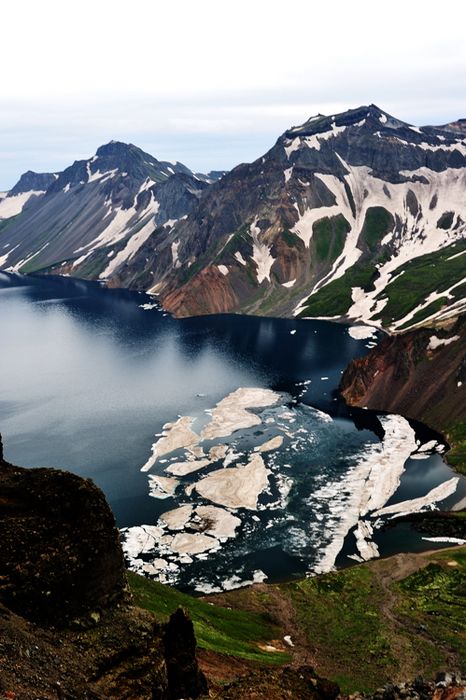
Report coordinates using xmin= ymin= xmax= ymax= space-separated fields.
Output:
xmin=128 ymin=571 xmax=289 ymax=665
xmin=298 ymin=263 xmax=375 ymax=317
xmin=128 ymin=547 xmax=466 ymax=693
xmin=312 ymin=215 xmax=350 ymax=263
xmin=378 ymin=240 xmax=466 ymax=326
xmin=445 ymin=421 xmax=466 ymax=475
xmin=396 ymin=549 xmax=466 ymax=663
xmin=0 ymin=215 xmax=19 ymax=235
xmin=221 ymin=225 xmax=252 ymax=259
xmin=397 ymin=297 xmax=448 ymax=330
xmin=359 ymin=207 xmax=394 ymax=253
xmin=285 ymin=566 xmax=397 ymax=693
xmin=280 ymin=228 xmax=303 ymax=249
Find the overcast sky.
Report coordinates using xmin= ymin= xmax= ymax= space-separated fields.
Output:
xmin=1 ymin=0 xmax=466 ymax=189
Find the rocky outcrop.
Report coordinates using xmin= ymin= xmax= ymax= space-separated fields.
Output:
xmin=164 ymin=608 xmax=208 ymax=699
xmin=0 ymin=436 xmax=207 ymax=699
xmin=0 ymin=458 xmax=126 ymax=626
xmin=211 ymin=665 xmax=340 ymax=700
xmin=8 ymin=170 xmax=57 ymax=195
xmin=340 ymin=316 xmax=466 ymax=425
xmin=351 ymin=673 xmax=466 ymax=700
xmin=340 ymin=315 xmax=466 ymax=471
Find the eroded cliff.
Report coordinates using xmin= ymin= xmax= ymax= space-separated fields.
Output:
xmin=340 ymin=316 xmax=466 ymax=472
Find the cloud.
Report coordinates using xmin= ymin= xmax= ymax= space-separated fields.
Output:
xmin=1 ymin=0 xmax=465 ymax=187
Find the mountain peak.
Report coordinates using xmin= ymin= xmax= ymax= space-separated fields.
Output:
xmin=95 ymin=140 xmax=154 ymax=161
xmin=286 ymin=104 xmax=401 ymax=138
xmin=9 ymin=170 xmax=58 ymax=196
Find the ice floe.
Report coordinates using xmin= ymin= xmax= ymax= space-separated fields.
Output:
xmin=312 ymin=415 xmax=417 ymax=573
xmin=127 ymin=384 xmax=461 ymax=592
xmin=141 ymin=416 xmax=199 ymax=471
xmin=422 ymin=536 xmax=466 ymax=545
xmin=372 ymin=477 xmax=459 ymax=518
xmin=254 ymin=435 xmax=284 ymax=453
xmin=148 ymin=474 xmax=179 ymax=499
xmin=165 ymin=458 xmax=211 ymax=476
xmin=348 ymin=325 xmax=378 ymax=340
xmin=195 ymin=453 xmax=270 ymax=510
xmin=201 ymin=387 xmax=280 ymax=440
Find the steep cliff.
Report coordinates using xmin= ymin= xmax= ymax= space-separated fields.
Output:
xmin=0 ymin=435 xmax=207 ymax=699
xmin=340 ymin=315 xmax=466 ymax=472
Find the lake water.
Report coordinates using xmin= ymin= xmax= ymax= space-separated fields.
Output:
xmin=1 ymin=272 xmax=464 ymax=593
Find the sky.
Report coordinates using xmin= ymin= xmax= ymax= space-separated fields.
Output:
xmin=1 ymin=0 xmax=466 ymax=189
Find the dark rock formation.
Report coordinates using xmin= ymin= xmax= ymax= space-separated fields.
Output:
xmin=0 ymin=439 xmax=207 ymax=699
xmin=350 ymin=674 xmax=466 ymax=700
xmin=0 ymin=460 xmax=126 ymax=625
xmin=164 ymin=608 xmax=208 ymax=699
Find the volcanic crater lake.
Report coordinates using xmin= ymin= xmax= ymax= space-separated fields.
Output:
xmin=0 ymin=272 xmax=465 ymax=593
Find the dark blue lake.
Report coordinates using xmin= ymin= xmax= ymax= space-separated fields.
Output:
xmin=0 ymin=272 xmax=464 ymax=593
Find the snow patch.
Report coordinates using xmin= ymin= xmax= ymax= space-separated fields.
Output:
xmin=428 ymin=335 xmax=460 ymax=350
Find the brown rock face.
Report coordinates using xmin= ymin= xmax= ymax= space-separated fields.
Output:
xmin=163 ymin=265 xmax=240 ymax=317
xmin=340 ymin=316 xmax=466 ymax=429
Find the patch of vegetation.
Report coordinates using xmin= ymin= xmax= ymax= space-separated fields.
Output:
xmin=378 ymin=240 xmax=466 ymax=326
xmin=128 ymin=572 xmax=288 ymax=665
xmin=286 ymin=567 xmax=397 ymax=693
xmin=298 ymin=263 xmax=375 ymax=317
xmin=312 ymin=215 xmax=351 ymax=263
xmin=280 ymin=228 xmax=303 ymax=249
xmin=221 ymin=225 xmax=252 ymax=259
xmin=452 ymin=280 xmax=466 ymax=301
xmin=397 ymin=297 xmax=448 ymax=330
xmin=445 ymin=421 xmax=466 ymax=475
xmin=74 ymin=248 xmax=115 ymax=279
xmin=359 ymin=207 xmax=394 ymax=253
xmin=396 ymin=550 xmax=466 ymax=662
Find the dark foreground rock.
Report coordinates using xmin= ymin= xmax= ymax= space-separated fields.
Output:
xmin=0 ymin=435 xmax=207 ymax=699
xmin=350 ymin=674 xmax=466 ymax=700
xmin=0 ymin=457 xmax=126 ymax=625
xmin=210 ymin=665 xmax=340 ymax=700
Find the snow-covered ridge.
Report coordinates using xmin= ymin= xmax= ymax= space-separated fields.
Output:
xmin=293 ymin=160 xmax=466 ymax=329
xmin=0 ymin=190 xmax=45 ymax=220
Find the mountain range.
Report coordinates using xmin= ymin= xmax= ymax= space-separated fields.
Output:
xmin=1 ymin=104 xmax=465 ymax=332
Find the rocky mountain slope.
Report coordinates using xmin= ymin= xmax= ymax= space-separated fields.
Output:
xmin=1 ymin=105 xmax=465 ymax=332
xmin=0 ymin=141 xmax=220 ymax=280
xmin=341 ymin=315 xmax=466 ymax=473
xmin=132 ymin=104 xmax=466 ymax=331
